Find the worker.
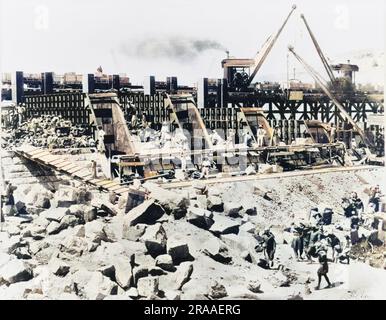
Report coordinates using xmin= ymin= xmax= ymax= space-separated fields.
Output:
xmin=326 ymin=233 xmax=341 ymax=262
xmin=329 ymin=123 xmax=336 ymax=143
xmin=368 ymin=185 xmax=382 ymax=212
xmin=31 ymin=118 xmax=40 ymax=134
xmin=3 ymin=181 xmax=16 ymax=216
xmin=315 ymin=249 xmax=332 ymax=290
xmin=16 ymin=103 xmax=26 ymax=126
xmin=350 ymin=212 xmax=362 ymax=230
xmin=90 ymin=160 xmax=97 ymax=178
xmin=271 ymin=125 xmax=281 ymax=146
xmin=131 ymin=114 xmax=138 ymax=129
xmin=201 ymin=157 xmax=211 ymax=179
xmin=350 ymin=192 xmax=364 ymax=214
xmin=291 ymin=223 xmax=304 ymax=261
xmin=256 ymin=125 xmax=266 ymax=147
xmin=262 ymin=227 xmax=276 ymax=268
xmin=143 ymin=123 xmax=152 ymax=142
xmin=321 ymin=208 xmax=333 ymax=225
xmin=343 ymin=192 xmax=364 ymax=217
xmin=309 ymin=207 xmax=322 ymax=225
xmin=210 ymin=130 xmax=223 ymax=146
xmin=141 ymin=114 xmax=147 ymax=128
xmin=180 ymin=150 xmax=187 ymax=172
xmin=243 ymin=131 xmax=253 ymax=148
xmin=306 ymin=226 xmax=325 ymax=262
xmin=97 ymin=127 xmax=106 ymax=153
xmin=226 ymin=129 xmax=235 ymax=149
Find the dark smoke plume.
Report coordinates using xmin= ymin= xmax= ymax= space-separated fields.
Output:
xmin=120 ymin=36 xmax=227 ymax=61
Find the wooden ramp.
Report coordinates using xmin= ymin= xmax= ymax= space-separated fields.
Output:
xmin=13 ymin=147 xmax=131 ymax=195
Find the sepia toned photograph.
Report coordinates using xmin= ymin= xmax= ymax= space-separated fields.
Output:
xmin=0 ymin=0 xmax=385 ymax=304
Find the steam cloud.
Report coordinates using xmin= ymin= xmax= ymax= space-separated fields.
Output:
xmin=120 ymin=36 xmax=227 ymax=61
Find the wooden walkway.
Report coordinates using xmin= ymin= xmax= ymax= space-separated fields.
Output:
xmin=13 ymin=147 xmax=132 ymax=195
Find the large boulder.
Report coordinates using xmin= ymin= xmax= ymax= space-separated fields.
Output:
xmin=100 ymin=202 xmax=118 ymax=216
xmin=42 ymin=207 xmax=70 ymax=223
xmin=201 ymin=238 xmax=232 ymax=264
xmin=24 ymin=186 xmax=53 ymax=208
xmin=126 ymin=287 xmax=139 ymax=299
xmin=0 ymin=235 xmax=23 ymax=254
xmin=224 ymin=202 xmax=243 ymax=218
xmin=48 ymin=258 xmax=70 ymax=277
xmin=247 ymin=280 xmax=262 ymax=293
xmin=46 ymin=221 xmax=61 ymax=235
xmin=73 ymin=270 xmax=117 ymax=299
xmin=122 ymin=224 xmax=147 ymax=242
xmin=239 ymin=222 xmax=256 ymax=234
xmin=132 ymin=266 xmax=149 ymax=286
xmin=59 ymin=236 xmax=88 ymax=257
xmin=209 ymin=213 xmax=239 ymax=236
xmin=140 ymin=223 xmax=167 ymax=258
xmin=207 ymin=196 xmax=224 ymax=212
xmin=29 ymin=241 xmax=50 ymax=256
xmin=167 ymin=236 xmax=192 ymax=264
xmin=143 ymin=183 xmax=189 ymax=217
xmin=84 ymin=220 xmax=111 ymax=245
xmin=113 ymin=257 xmax=133 ymax=290
xmin=35 ymin=193 xmax=52 ymax=209
xmin=133 ymin=252 xmax=155 ymax=267
xmin=6 ymin=225 xmax=20 ymax=237
xmin=59 ymin=215 xmax=79 ymax=231
xmin=186 ymin=207 xmax=214 ymax=230
xmin=21 ymin=224 xmax=46 ymax=240
xmin=220 ymin=233 xmax=255 ymax=252
xmin=137 ymin=276 xmax=159 ymax=297
xmin=208 ymin=281 xmax=228 ymax=299
xmin=155 ymin=254 xmax=175 ymax=272
xmin=243 ymin=207 xmax=257 ymax=216
xmin=0 ymin=259 xmax=33 ymax=285
xmin=56 ymin=187 xmax=78 ymax=207
xmin=124 ymin=199 xmax=165 ymax=226
xmin=171 ymin=262 xmax=193 ymax=290
xmin=13 ymin=247 xmax=32 ymax=260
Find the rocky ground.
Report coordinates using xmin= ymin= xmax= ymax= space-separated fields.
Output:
xmin=0 ymin=151 xmax=385 ymax=300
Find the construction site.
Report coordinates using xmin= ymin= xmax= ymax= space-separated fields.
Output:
xmin=0 ymin=3 xmax=385 ymax=300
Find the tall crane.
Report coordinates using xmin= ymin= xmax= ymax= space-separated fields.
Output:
xmin=300 ymin=14 xmax=336 ymax=85
xmin=288 ymin=45 xmax=373 ymax=148
xmin=246 ymin=4 xmax=297 ymax=86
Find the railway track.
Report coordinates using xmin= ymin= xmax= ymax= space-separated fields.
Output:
xmin=159 ymin=165 xmax=382 ymax=189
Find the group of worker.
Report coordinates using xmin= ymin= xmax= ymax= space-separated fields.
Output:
xmin=254 ymin=186 xmax=383 ymax=291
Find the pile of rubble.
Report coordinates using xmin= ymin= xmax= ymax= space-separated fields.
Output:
xmin=1 ymin=115 xmax=95 ymax=150
xmin=1 ymin=167 xmax=385 ymax=300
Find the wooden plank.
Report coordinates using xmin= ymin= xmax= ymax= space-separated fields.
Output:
xmin=82 ymin=175 xmax=94 ymax=182
xmin=27 ymin=149 xmax=46 ymax=156
xmin=32 ymin=151 xmax=51 ymax=159
xmin=74 ymin=170 xmax=92 ymax=178
xmin=67 ymin=167 xmax=83 ymax=174
xmin=49 ymin=159 xmax=67 ymax=166
xmin=106 ymin=185 xmax=124 ymax=191
xmin=55 ymin=161 xmax=73 ymax=169
xmin=103 ymin=182 xmax=120 ymax=188
xmin=39 ymin=155 xmax=60 ymax=163
xmin=95 ymin=180 xmax=114 ymax=186
xmin=61 ymin=164 xmax=79 ymax=171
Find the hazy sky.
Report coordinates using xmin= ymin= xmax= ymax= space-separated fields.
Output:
xmin=0 ymin=0 xmax=384 ymax=86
